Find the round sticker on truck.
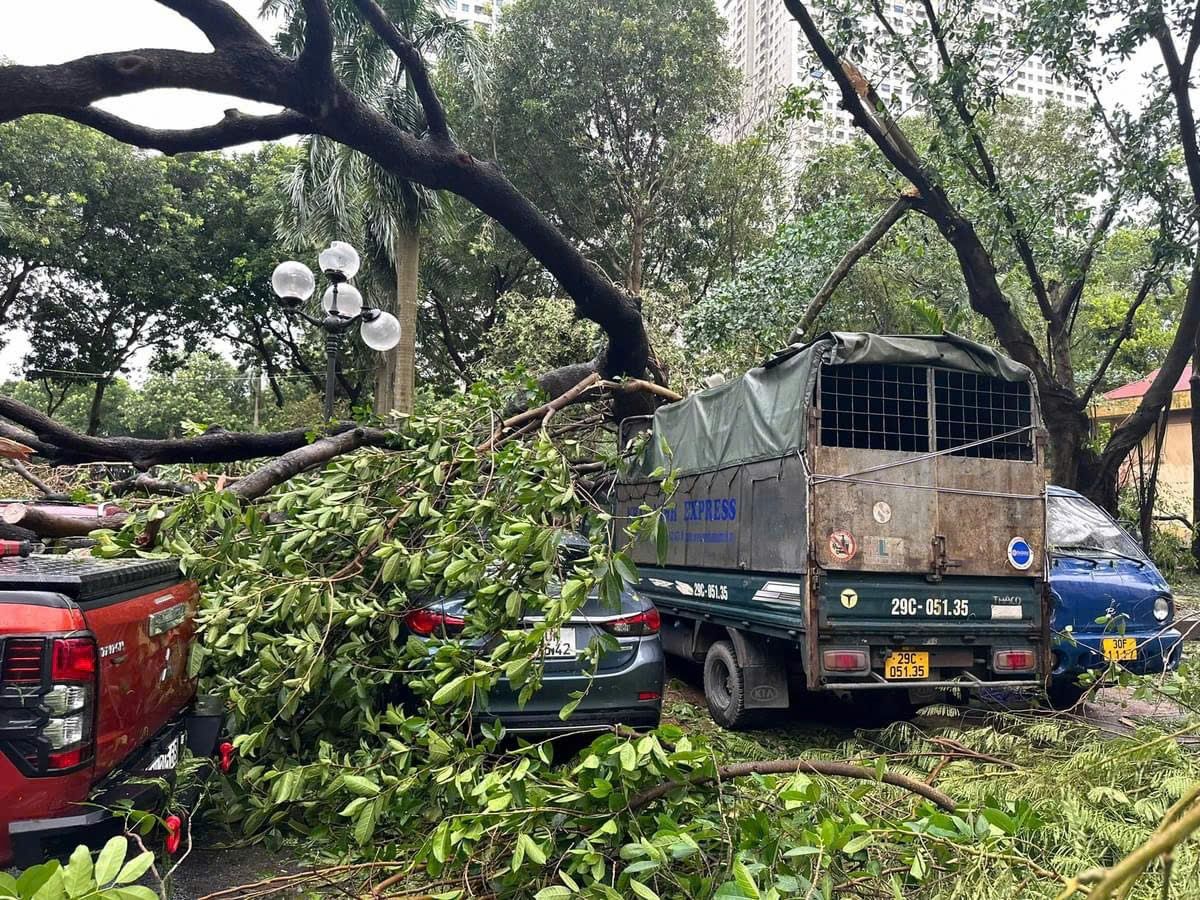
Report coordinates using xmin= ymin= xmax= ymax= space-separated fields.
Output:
xmin=1007 ymin=537 xmax=1033 ymax=570
xmin=829 ymin=529 xmax=858 ymax=561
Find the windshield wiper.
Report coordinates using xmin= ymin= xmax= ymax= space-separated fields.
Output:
xmin=1055 ymin=544 xmax=1146 ymax=567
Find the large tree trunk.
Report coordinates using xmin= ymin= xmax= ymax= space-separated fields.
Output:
xmin=373 ymin=228 xmax=419 ymax=416
xmin=86 ymin=378 xmax=109 ymax=436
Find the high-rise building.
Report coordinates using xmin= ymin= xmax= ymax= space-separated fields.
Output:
xmin=441 ymin=0 xmax=505 ymax=30
xmin=721 ymin=0 xmax=1088 ymax=158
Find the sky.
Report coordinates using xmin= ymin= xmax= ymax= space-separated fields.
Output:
xmin=0 ymin=0 xmax=283 ymax=381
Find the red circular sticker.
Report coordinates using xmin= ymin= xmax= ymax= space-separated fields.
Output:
xmin=829 ymin=529 xmax=857 ymax=561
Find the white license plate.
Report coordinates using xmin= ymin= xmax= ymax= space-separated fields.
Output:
xmin=145 ymin=729 xmax=186 ymax=773
xmin=543 ymin=628 xmax=577 ymax=658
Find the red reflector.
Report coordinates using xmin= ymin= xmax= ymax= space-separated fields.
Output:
xmin=993 ymin=649 xmax=1036 ymax=672
xmin=637 ymin=691 xmax=661 ymax=702
xmin=51 ymin=638 xmax=96 ymax=682
xmin=219 ymin=741 xmax=235 ymax=774
xmin=2 ymin=639 xmax=44 ymax=683
xmin=47 ymin=747 xmax=85 ymax=770
xmin=165 ymin=815 xmax=183 ymax=854
xmin=822 ymin=649 xmax=869 ymax=673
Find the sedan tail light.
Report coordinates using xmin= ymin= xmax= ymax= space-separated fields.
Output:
xmin=404 ymin=608 xmax=466 ymax=636
xmin=601 ymin=608 xmax=661 ymax=637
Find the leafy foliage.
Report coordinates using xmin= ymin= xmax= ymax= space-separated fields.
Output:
xmin=0 ymin=836 xmax=156 ymax=900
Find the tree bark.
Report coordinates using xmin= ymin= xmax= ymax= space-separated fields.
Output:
xmin=393 ymin=227 xmax=419 ymax=414
xmin=85 ymin=377 xmax=110 ymax=436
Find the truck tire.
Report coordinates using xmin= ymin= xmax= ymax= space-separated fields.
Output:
xmin=703 ymin=640 xmax=758 ymax=730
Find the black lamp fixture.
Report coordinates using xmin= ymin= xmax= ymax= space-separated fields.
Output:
xmin=270 ymin=241 xmax=401 ymax=420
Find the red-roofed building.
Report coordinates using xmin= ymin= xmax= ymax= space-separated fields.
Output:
xmin=1094 ymin=367 xmax=1194 ymax=520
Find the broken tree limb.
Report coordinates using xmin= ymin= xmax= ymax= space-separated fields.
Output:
xmin=0 ymin=428 xmax=395 ymax=539
xmin=0 ymin=459 xmax=64 ymax=498
xmin=1 ymin=504 xmax=129 ymax=538
xmin=479 ymin=373 xmax=602 ymax=452
xmin=0 ymin=395 xmax=365 ymax=468
xmin=109 ymin=473 xmax=199 ymax=497
xmin=787 ymin=195 xmax=914 ymax=346
xmin=628 ymin=759 xmax=956 ymax=812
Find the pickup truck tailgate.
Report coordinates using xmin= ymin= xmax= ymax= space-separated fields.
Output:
xmin=0 ymin=556 xmax=196 ymax=776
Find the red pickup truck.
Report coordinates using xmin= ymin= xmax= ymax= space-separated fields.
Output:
xmin=0 ymin=554 xmax=215 ymax=866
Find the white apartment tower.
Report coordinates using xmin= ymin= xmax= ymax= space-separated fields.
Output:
xmin=722 ymin=0 xmax=1088 ymax=156
xmin=442 ymin=0 xmax=506 ymax=29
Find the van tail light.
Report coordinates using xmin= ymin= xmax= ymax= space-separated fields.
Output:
xmin=602 ymin=608 xmax=661 ymax=637
xmin=404 ymin=608 xmax=466 ymax=636
xmin=822 ymin=649 xmax=870 ymax=673
xmin=993 ymin=649 xmax=1036 ymax=672
xmin=0 ymin=635 xmax=96 ymax=775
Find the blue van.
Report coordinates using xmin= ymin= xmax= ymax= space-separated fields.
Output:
xmin=1048 ymin=485 xmax=1184 ymax=706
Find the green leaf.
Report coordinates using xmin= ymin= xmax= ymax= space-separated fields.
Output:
xmin=0 ymin=873 xmax=18 ymax=899
xmin=30 ymin=869 xmax=66 ymax=900
xmin=618 ymin=743 xmax=637 ymax=771
xmin=106 ymin=888 xmax=160 ymax=900
xmin=114 ymin=852 xmax=155 ymax=886
xmin=94 ymin=836 xmax=128 ymax=886
xmin=731 ymin=859 xmax=760 ymax=899
xmin=628 ymin=879 xmax=659 ymax=900
xmin=519 ymin=833 xmax=547 ymax=866
xmin=534 ymin=889 xmax=572 ymax=900
xmin=342 ymin=775 xmax=382 ymax=797
xmin=842 ymin=834 xmax=873 ymax=855
xmin=63 ymin=845 xmax=94 ymax=899
xmin=16 ymin=861 xmax=59 ymax=896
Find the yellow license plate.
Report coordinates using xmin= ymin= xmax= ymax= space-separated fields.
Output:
xmin=1102 ymin=637 xmax=1138 ymax=662
xmin=884 ymin=651 xmax=929 ymax=679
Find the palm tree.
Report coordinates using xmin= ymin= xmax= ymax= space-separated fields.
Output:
xmin=267 ymin=0 xmax=486 ymax=415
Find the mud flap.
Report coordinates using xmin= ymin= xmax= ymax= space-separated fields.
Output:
xmin=727 ymin=628 xmax=789 ymax=709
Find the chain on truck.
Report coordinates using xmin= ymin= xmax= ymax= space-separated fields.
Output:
xmin=615 ymin=332 xmax=1050 ymax=728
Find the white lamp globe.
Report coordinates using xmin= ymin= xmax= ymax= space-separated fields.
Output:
xmin=361 ymin=310 xmax=401 ymax=351
xmin=321 ymin=283 xmax=363 ymax=318
xmin=271 ymin=261 xmax=315 ymax=302
xmin=318 ymin=241 xmax=361 ymax=280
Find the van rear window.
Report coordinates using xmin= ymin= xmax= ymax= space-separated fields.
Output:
xmin=818 ymin=364 xmax=1033 ymax=460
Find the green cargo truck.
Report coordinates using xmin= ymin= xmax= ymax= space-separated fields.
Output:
xmin=615 ymin=332 xmax=1049 ymax=727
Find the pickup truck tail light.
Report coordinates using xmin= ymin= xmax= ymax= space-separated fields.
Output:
xmin=0 ymin=635 xmax=97 ymax=774
xmin=601 ymin=608 xmax=661 ymax=636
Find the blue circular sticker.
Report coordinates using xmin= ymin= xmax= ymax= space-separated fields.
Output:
xmin=1007 ymin=537 xmax=1033 ymax=570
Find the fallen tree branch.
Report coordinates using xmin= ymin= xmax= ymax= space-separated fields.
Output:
xmin=479 ymin=373 xmax=602 ymax=452
xmin=628 ymin=759 xmax=956 ymax=812
xmin=788 ymin=195 xmax=915 ymax=345
xmin=0 ymin=395 xmax=360 ymax=467
xmin=0 ymin=459 xmax=64 ymax=498
xmin=109 ymin=473 xmax=199 ymax=497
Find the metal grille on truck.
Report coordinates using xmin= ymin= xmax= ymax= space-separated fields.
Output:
xmin=819 ymin=364 xmax=1033 ymax=459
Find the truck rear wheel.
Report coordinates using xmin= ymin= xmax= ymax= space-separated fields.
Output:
xmin=703 ymin=640 xmax=758 ymax=730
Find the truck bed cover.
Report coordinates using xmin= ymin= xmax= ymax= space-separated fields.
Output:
xmin=0 ymin=556 xmax=181 ymax=602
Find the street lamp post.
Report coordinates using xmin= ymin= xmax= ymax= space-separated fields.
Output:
xmin=270 ymin=241 xmax=402 ymax=420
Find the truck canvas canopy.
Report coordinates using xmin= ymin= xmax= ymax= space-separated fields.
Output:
xmin=629 ymin=331 xmax=1036 ymax=478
